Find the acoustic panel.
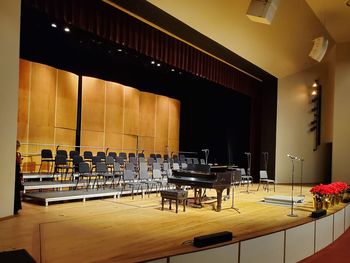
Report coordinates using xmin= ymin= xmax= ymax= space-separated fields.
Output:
xmin=138 ymin=136 xmax=155 ymax=155
xmin=80 ymin=130 xmax=104 ymax=155
xmin=105 ymin=132 xmax=123 ymax=152
xmin=56 ymin=69 xmax=78 ymax=129
xmin=17 ymin=59 xmax=30 ymax=142
xmin=139 ymin=92 xmax=156 ymax=137
xmin=155 ymin=95 xmax=169 ymax=139
xmin=105 ymin=81 xmax=124 ymax=133
xmin=123 ymin=134 xmax=137 ymax=153
xmin=168 ymin=98 xmax=180 ymax=140
xmin=123 ymin=85 xmax=140 ymax=135
xmin=81 ymin=76 xmax=105 ymax=132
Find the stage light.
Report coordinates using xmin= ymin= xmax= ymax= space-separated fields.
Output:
xmin=151 ymin=61 xmax=155 ymax=64
xmin=311 ymin=90 xmax=317 ymax=96
xmin=51 ymin=23 xmax=57 ymax=28
xmin=156 ymin=63 xmax=161 ymax=67
xmin=117 ymin=49 xmax=123 ymax=52
xmin=64 ymin=26 xmax=70 ymax=32
xmin=171 ymin=69 xmax=175 ymax=72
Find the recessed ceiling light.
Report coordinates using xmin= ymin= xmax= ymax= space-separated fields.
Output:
xmin=117 ymin=49 xmax=123 ymax=52
xmin=171 ymin=69 xmax=175 ymax=72
xmin=151 ymin=61 xmax=155 ymax=64
xmin=64 ymin=26 xmax=70 ymax=32
xmin=156 ymin=63 xmax=161 ymax=67
xmin=51 ymin=23 xmax=57 ymax=28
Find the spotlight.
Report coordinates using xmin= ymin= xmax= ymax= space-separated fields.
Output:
xmin=312 ymin=82 xmax=317 ymax=88
xmin=64 ymin=26 xmax=70 ymax=32
xmin=51 ymin=23 xmax=57 ymax=28
xmin=171 ymin=69 xmax=175 ymax=72
xmin=156 ymin=63 xmax=161 ymax=67
xmin=311 ymin=90 xmax=317 ymax=96
xmin=151 ymin=61 xmax=155 ymax=64
xmin=117 ymin=49 xmax=123 ymax=52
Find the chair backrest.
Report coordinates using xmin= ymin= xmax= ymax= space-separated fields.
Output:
xmin=97 ymin=151 xmax=106 ymax=160
xmin=73 ymin=155 xmax=84 ymax=166
xmin=181 ymin=162 xmax=188 ymax=170
xmin=138 ymin=157 xmax=146 ymax=163
xmin=153 ymin=169 xmax=162 ymax=180
xmin=240 ymin=168 xmax=246 ymax=176
xmin=113 ymin=162 xmax=121 ymax=172
xmin=200 ymin=159 xmax=206 ymax=164
xmin=163 ymin=154 xmax=169 ymax=160
xmin=260 ymin=170 xmax=268 ymax=179
xmin=125 ymin=162 xmax=134 ymax=171
xmin=193 ymin=158 xmax=199 ymax=164
xmin=41 ymin=149 xmax=53 ymax=159
xmin=84 ymin=151 xmax=93 ymax=160
xmin=163 ymin=162 xmax=170 ymax=171
xmin=156 ymin=157 xmax=163 ymax=164
xmin=105 ymin=156 xmax=114 ymax=165
xmin=69 ymin=150 xmax=79 ymax=159
xmin=108 ymin=152 xmax=117 ymax=159
xmin=129 ymin=156 xmax=137 ymax=165
xmin=92 ymin=156 xmax=102 ymax=165
xmin=56 ymin=150 xmax=68 ymax=158
xmin=96 ymin=162 xmax=108 ymax=173
xmin=139 ymin=163 xmax=149 ymax=180
xmin=128 ymin=152 xmax=136 ymax=159
xmin=119 ymin=152 xmax=127 ymax=160
xmin=233 ymin=169 xmax=241 ymax=183
xmin=55 ymin=155 xmax=67 ymax=165
xmin=179 ymin=154 xmax=186 ymax=162
xmin=137 ymin=153 xmax=145 ymax=158
xmin=153 ymin=162 xmax=161 ymax=170
xmin=115 ymin=156 xmax=124 ymax=165
xmin=149 ymin=153 xmax=156 ymax=160
xmin=123 ymin=169 xmax=134 ymax=181
xmin=79 ymin=162 xmax=90 ymax=174
xmin=155 ymin=153 xmax=162 ymax=159
xmin=186 ymin=158 xmax=193 ymax=164
xmin=147 ymin=158 xmax=154 ymax=165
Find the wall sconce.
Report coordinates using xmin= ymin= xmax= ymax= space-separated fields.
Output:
xmin=309 ymin=80 xmax=321 ymax=151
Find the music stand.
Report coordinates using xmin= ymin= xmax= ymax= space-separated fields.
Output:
xmin=241 ymin=152 xmax=254 ymax=194
xmin=287 ymin=154 xmax=298 ymax=217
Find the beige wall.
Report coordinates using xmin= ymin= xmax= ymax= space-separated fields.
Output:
xmin=275 ymin=54 xmax=334 ymax=184
xmin=332 ymin=43 xmax=350 ymax=183
xmin=0 ymin=0 xmax=20 ymax=217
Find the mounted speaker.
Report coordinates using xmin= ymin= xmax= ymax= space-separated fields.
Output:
xmin=246 ymin=0 xmax=280 ymax=25
xmin=309 ymin=36 xmax=328 ymax=62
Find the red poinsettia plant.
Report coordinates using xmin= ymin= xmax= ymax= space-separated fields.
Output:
xmin=310 ymin=182 xmax=348 ymax=195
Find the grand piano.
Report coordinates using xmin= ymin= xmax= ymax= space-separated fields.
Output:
xmin=168 ymin=164 xmax=232 ymax=212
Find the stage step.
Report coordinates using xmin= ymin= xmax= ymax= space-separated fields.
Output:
xmin=263 ymin=195 xmax=304 ymax=205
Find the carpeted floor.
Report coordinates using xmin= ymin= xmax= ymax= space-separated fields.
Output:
xmin=299 ymin=227 xmax=350 ymax=263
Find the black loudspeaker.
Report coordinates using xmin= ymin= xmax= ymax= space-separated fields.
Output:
xmin=193 ymin=231 xmax=233 ymax=248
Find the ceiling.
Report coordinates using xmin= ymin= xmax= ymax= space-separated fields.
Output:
xmin=146 ymin=0 xmax=348 ymax=78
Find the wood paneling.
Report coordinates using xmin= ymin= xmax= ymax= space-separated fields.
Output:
xmin=138 ymin=136 xmax=155 ymax=155
xmin=54 ymin=128 xmax=76 ymax=153
xmin=81 ymin=76 xmax=105 ymax=132
xmin=168 ymin=98 xmax=180 ymax=140
xmin=123 ymin=86 xmax=139 ymax=135
xmin=105 ymin=132 xmax=123 ymax=152
xmin=17 ymin=60 xmax=30 ymax=142
xmin=80 ymin=130 xmax=104 ymax=155
xmin=56 ymin=70 xmax=78 ymax=129
xmin=105 ymin=82 xmax=124 ymax=133
xmin=139 ymin=92 xmax=156 ymax=137
xmin=168 ymin=139 xmax=179 ymax=155
xmin=123 ymin=134 xmax=137 ymax=153
xmin=155 ymin=95 xmax=169 ymax=139
xmin=154 ymin=136 xmax=168 ymax=154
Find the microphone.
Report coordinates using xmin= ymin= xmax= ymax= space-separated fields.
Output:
xmin=287 ymin=154 xmax=297 ymax=159
xmin=105 ymin=148 xmax=109 ymax=154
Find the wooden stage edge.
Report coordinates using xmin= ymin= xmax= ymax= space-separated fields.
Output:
xmin=0 ymin=184 xmax=347 ymax=263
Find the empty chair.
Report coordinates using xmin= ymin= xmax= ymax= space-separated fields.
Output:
xmin=83 ymin=151 xmax=93 ymax=163
xmin=179 ymin=154 xmax=186 ymax=163
xmin=172 ymin=155 xmax=179 ymax=163
xmin=122 ymin=163 xmax=143 ymax=199
xmin=129 ymin=156 xmax=138 ymax=166
xmin=200 ymin=159 xmax=206 ymax=164
xmin=155 ymin=153 xmax=162 ymax=159
xmin=162 ymin=162 xmax=172 ymax=177
xmin=138 ymin=157 xmax=146 ymax=163
xmin=186 ymin=158 xmax=193 ymax=164
xmin=181 ymin=162 xmax=188 ymax=170
xmin=139 ymin=162 xmax=158 ymax=196
xmin=147 ymin=157 xmax=155 ymax=167
xmin=137 ymin=153 xmax=145 ymax=159
xmin=54 ymin=155 xmax=70 ymax=181
xmin=257 ymin=170 xmax=275 ymax=192
xmin=172 ymin=163 xmax=180 ymax=171
xmin=105 ymin=156 xmax=115 ymax=172
xmin=76 ymin=162 xmax=92 ymax=190
xmin=38 ymin=149 xmax=55 ymax=173
xmin=69 ymin=150 xmax=79 ymax=160
xmin=112 ymin=162 xmax=123 ymax=187
xmin=193 ymin=158 xmax=199 ymax=165
xmin=152 ymin=164 xmax=168 ymax=192
xmin=149 ymin=153 xmax=156 ymax=160
xmin=241 ymin=168 xmax=252 ymax=185
xmin=56 ymin=150 xmax=68 ymax=158
xmin=119 ymin=152 xmax=127 ymax=161
xmin=156 ymin=157 xmax=163 ymax=164
xmin=163 ymin=154 xmax=169 ymax=161
xmin=128 ymin=152 xmax=136 ymax=160
xmin=91 ymin=156 xmax=102 ymax=171
xmin=72 ymin=155 xmax=84 ymax=173
xmin=115 ymin=156 xmax=125 ymax=166
xmin=97 ymin=151 xmax=106 ymax=161
xmin=95 ymin=162 xmax=112 ymax=189
xmin=108 ymin=151 xmax=117 ymax=160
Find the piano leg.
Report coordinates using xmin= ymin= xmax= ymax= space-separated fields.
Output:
xmin=216 ymin=189 xmax=223 ymax=212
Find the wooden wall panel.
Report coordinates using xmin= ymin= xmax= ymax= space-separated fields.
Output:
xmin=81 ymin=76 xmax=105 ymax=132
xmin=168 ymin=98 xmax=180 ymax=140
xmin=168 ymin=139 xmax=180 ymax=155
xmin=124 ymin=86 xmax=139 ymax=136
xmin=154 ymin=136 xmax=169 ymax=154
xmin=105 ymin=82 xmax=124 ymax=134
xmin=155 ymin=95 xmax=169 ymax=139
xmin=80 ymin=130 xmax=104 ymax=155
xmin=29 ymin=62 xmax=56 ymax=128
xmin=105 ymin=132 xmax=123 ymax=152
xmin=54 ymin=128 xmax=76 ymax=153
xmin=17 ymin=59 xmax=30 ymax=143
xmin=56 ymin=70 xmax=78 ymax=129
xmin=139 ymin=92 xmax=156 ymax=137
xmin=138 ymin=136 xmax=155 ymax=155
xmin=123 ymin=134 xmax=137 ymax=153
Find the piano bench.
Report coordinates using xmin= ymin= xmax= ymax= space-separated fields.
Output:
xmin=161 ymin=190 xmax=188 ymax=213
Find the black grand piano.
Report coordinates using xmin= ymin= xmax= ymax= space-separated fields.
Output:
xmin=168 ymin=164 xmax=232 ymax=212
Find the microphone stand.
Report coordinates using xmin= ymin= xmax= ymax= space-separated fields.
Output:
xmin=288 ymin=156 xmax=298 ymax=217
xmin=298 ymin=158 xmax=304 ymax=197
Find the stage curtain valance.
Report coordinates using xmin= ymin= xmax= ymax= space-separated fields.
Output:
xmin=23 ymin=0 xmax=258 ymax=96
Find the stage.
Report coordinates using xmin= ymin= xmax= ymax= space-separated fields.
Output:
xmin=0 ymin=184 xmax=348 ymax=263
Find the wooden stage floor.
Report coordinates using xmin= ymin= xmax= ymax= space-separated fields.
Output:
xmin=0 ymin=184 xmax=345 ymax=262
